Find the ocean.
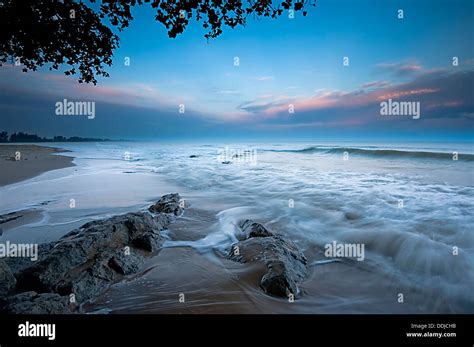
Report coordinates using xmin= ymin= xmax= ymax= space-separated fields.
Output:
xmin=1 ymin=141 xmax=473 ymax=313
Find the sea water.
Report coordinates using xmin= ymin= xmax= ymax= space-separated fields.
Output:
xmin=0 ymin=141 xmax=473 ymax=312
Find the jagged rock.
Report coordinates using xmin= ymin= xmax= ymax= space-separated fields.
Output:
xmin=8 ymin=194 xmax=184 ymax=309
xmin=16 ymin=212 xmax=169 ymax=296
xmin=228 ymin=220 xmax=308 ymax=298
xmin=3 ymin=291 xmax=71 ymax=314
xmin=0 ymin=260 xmax=16 ymax=297
xmin=148 ymin=193 xmax=183 ymax=216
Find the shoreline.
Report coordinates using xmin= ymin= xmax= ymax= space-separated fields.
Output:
xmin=0 ymin=144 xmax=75 ymax=187
xmin=0 ymin=143 xmax=472 ymax=314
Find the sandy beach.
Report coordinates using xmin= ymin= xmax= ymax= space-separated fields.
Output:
xmin=0 ymin=144 xmax=76 ymax=235
xmin=0 ymin=145 xmax=75 ymax=187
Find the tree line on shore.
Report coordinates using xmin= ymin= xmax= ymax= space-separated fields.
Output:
xmin=0 ymin=131 xmax=110 ymax=143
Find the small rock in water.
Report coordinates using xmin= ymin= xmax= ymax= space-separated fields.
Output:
xmin=344 ymin=212 xmax=359 ymax=220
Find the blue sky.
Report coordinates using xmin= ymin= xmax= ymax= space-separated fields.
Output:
xmin=0 ymin=0 xmax=473 ymax=141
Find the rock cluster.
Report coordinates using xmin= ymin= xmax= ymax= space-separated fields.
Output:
xmin=0 ymin=193 xmax=183 ymax=313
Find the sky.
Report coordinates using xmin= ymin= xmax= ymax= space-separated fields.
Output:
xmin=0 ymin=0 xmax=473 ymax=142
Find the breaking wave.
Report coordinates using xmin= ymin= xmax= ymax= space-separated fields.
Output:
xmin=266 ymin=146 xmax=474 ymax=161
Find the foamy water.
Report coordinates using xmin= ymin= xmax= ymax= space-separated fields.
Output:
xmin=1 ymin=141 xmax=473 ymax=312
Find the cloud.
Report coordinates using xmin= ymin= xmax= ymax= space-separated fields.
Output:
xmin=0 ymin=66 xmax=176 ymax=111
xmin=0 ymin=67 xmax=237 ymax=122
xmin=376 ymin=61 xmax=423 ymax=76
xmin=360 ymin=80 xmax=390 ymax=89
xmin=236 ymin=67 xmax=474 ymax=132
xmin=238 ymin=98 xmax=294 ymax=114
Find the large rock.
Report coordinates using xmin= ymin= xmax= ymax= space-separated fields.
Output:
xmin=228 ymin=220 xmax=308 ymax=298
xmin=15 ymin=212 xmax=170 ymax=299
xmin=0 ymin=260 xmax=16 ymax=297
xmin=7 ymin=194 xmax=184 ymax=309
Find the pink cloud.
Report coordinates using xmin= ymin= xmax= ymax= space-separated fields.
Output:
xmin=237 ymin=67 xmax=470 ymax=123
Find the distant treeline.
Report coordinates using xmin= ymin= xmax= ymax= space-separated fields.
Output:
xmin=0 ymin=131 xmax=111 ymax=143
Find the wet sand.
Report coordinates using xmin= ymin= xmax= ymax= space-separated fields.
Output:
xmin=0 ymin=209 xmax=44 ymax=235
xmin=0 ymin=144 xmax=75 ymax=187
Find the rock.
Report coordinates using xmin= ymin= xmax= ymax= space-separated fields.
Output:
xmin=55 ymin=260 xmax=118 ymax=303
xmin=0 ymin=194 xmax=187 ymax=313
xmin=15 ymin=212 xmax=167 ymax=301
xmin=2 ymin=291 xmax=71 ymax=314
xmin=0 ymin=211 xmax=23 ymax=224
xmin=108 ymin=251 xmax=145 ymax=275
xmin=3 ymin=243 xmax=54 ymax=276
xmin=344 ymin=212 xmax=359 ymax=221
xmin=239 ymin=219 xmax=273 ymax=239
xmin=228 ymin=220 xmax=308 ymax=298
xmin=12 ymin=194 xmax=184 ymax=307
xmin=148 ymin=193 xmax=183 ymax=216
xmin=0 ymin=260 xmax=16 ymax=297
